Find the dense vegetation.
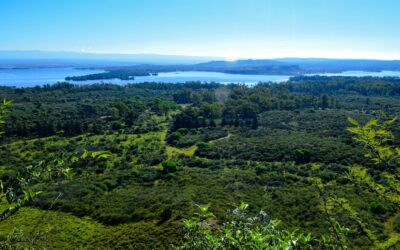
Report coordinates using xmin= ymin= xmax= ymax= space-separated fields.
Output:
xmin=0 ymin=76 xmax=399 ymax=249
xmin=65 ymin=70 xmax=154 ymax=81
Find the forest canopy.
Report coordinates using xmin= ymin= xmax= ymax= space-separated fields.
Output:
xmin=0 ymin=76 xmax=399 ymax=249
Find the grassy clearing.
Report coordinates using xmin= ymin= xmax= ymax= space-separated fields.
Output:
xmin=166 ymin=145 xmax=197 ymax=158
xmin=0 ymin=206 xmax=181 ymax=249
xmin=0 ymin=207 xmax=102 ymax=249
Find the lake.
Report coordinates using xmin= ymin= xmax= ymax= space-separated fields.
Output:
xmin=1 ymin=68 xmax=400 ymax=87
xmin=0 ymin=67 xmax=105 ymax=87
xmin=70 ymin=71 xmax=292 ymax=86
xmin=130 ymin=71 xmax=293 ymax=84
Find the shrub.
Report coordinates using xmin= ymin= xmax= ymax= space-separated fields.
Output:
xmin=368 ymin=201 xmax=387 ymax=214
xmin=162 ymin=160 xmax=178 ymax=174
xmin=394 ymin=215 xmax=400 ymax=232
xmin=166 ymin=131 xmax=182 ymax=145
xmin=254 ymin=163 xmax=268 ymax=175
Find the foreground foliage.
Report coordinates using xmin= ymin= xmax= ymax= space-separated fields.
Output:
xmin=178 ymin=202 xmax=340 ymax=250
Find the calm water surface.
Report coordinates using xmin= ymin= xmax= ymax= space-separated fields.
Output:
xmin=1 ymin=68 xmax=400 ymax=87
xmin=71 ymin=71 xmax=292 ymax=85
xmin=0 ymin=68 xmax=105 ymax=87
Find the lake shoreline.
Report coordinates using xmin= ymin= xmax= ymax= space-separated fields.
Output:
xmin=1 ymin=68 xmax=400 ymax=88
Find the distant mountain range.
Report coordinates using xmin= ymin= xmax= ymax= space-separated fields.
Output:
xmin=181 ymin=58 xmax=400 ymax=74
xmin=278 ymin=58 xmax=400 ymax=73
xmin=2 ymin=51 xmax=400 ymax=78
xmin=0 ymin=50 xmax=222 ymax=68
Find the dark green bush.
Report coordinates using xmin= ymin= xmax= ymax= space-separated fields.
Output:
xmin=368 ymin=201 xmax=387 ymax=214
xmin=162 ymin=160 xmax=178 ymax=174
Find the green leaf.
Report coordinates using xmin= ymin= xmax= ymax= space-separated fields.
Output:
xmin=347 ymin=117 xmax=359 ymax=126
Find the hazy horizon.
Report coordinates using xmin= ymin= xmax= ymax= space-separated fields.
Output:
xmin=1 ymin=49 xmax=400 ymax=62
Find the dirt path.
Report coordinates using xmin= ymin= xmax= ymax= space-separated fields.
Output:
xmin=209 ymin=133 xmax=232 ymax=143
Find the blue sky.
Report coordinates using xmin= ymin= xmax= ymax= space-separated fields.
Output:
xmin=0 ymin=0 xmax=399 ymax=59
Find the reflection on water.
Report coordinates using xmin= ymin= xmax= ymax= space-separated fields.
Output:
xmin=71 ymin=71 xmax=292 ymax=86
xmin=0 ymin=67 xmax=105 ymax=87
xmin=1 ymin=68 xmax=400 ymax=88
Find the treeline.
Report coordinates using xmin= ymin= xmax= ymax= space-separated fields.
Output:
xmin=221 ymin=86 xmax=337 ymax=126
xmin=0 ymin=82 xmax=225 ymax=138
xmin=2 ymin=77 xmax=399 ymax=139
xmin=4 ymin=98 xmax=177 ymax=137
xmin=170 ymin=85 xmax=338 ymax=133
xmin=22 ymin=82 xmax=223 ymax=93
xmin=65 ymin=70 xmax=153 ymax=81
xmin=284 ymin=76 xmax=400 ymax=96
